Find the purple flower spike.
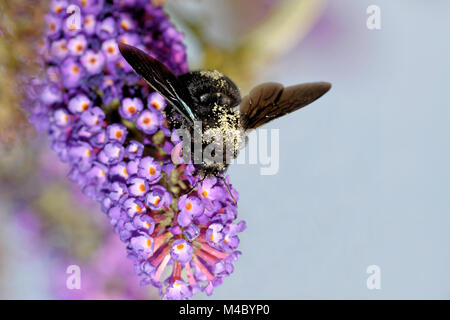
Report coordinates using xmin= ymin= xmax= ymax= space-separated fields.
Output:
xmin=25 ymin=0 xmax=245 ymax=300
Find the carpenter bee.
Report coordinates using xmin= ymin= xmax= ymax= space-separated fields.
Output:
xmin=118 ymin=43 xmax=331 ymax=183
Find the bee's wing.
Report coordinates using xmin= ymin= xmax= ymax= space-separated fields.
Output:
xmin=240 ymin=82 xmax=331 ymax=130
xmin=118 ymin=43 xmax=197 ymax=124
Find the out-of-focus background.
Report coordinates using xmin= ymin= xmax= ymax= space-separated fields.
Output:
xmin=1 ymin=0 xmax=450 ymax=299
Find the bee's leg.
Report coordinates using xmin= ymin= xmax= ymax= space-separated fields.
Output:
xmin=219 ymin=176 xmax=237 ymax=204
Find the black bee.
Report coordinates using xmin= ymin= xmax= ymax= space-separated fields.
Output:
xmin=118 ymin=43 xmax=331 ymax=181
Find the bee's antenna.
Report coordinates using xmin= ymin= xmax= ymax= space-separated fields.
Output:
xmin=219 ymin=176 xmax=237 ymax=205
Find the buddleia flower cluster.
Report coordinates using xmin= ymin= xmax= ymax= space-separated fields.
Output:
xmin=24 ymin=0 xmax=246 ymax=299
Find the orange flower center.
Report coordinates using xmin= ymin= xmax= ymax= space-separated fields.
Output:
xmin=139 ymin=184 xmax=146 ymax=192
xmin=152 ymin=102 xmax=160 ymax=109
xmin=146 ymin=239 xmax=152 ymax=247
xmin=115 ymin=131 xmax=123 ymax=139
xmin=81 ymin=103 xmax=89 ymax=111
xmin=176 ymin=244 xmax=184 ymax=250
xmin=143 ymin=117 xmax=151 ymax=125
xmin=128 ymin=106 xmax=136 ymax=114
xmin=149 ymin=167 xmax=156 ymax=175
xmin=154 ymin=197 xmax=161 ymax=205
xmin=202 ymin=190 xmax=208 ymax=197
xmin=185 ymin=203 xmax=192 ymax=210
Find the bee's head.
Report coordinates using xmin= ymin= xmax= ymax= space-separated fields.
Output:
xmin=178 ymin=70 xmax=241 ymax=114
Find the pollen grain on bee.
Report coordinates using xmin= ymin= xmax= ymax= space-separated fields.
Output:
xmin=173 ymin=121 xmax=280 ymax=176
